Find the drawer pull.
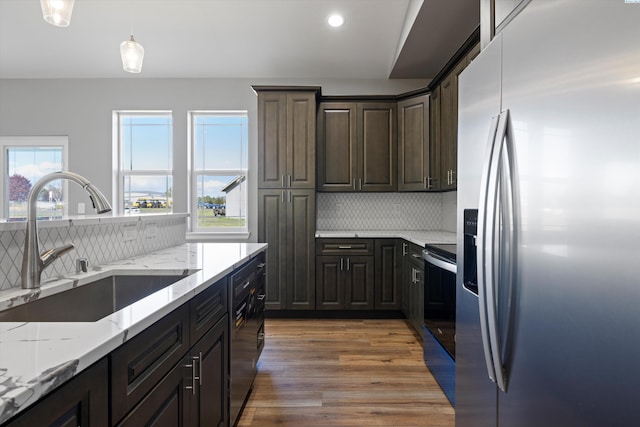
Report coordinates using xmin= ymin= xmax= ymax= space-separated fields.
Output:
xmin=338 ymin=246 xmax=352 ymax=249
xmin=411 ymin=253 xmax=421 ymax=259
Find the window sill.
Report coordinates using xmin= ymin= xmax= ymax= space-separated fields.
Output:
xmin=186 ymin=231 xmax=251 ymax=242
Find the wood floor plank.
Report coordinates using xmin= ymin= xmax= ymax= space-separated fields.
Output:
xmin=237 ymin=319 xmax=454 ymax=427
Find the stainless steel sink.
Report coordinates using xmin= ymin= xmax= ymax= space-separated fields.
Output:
xmin=0 ymin=272 xmax=194 ymax=322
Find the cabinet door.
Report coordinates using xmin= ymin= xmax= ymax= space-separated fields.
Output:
xmin=357 ymin=102 xmax=397 ymax=192
xmin=191 ymin=315 xmax=229 ymax=427
xmin=111 ymin=304 xmax=190 ymax=424
xmin=5 ymin=359 xmax=108 ymax=427
xmin=398 ymin=95 xmax=431 ymax=191
xmin=440 ymin=59 xmax=467 ymax=190
xmin=429 ymin=86 xmax=442 ymax=191
xmin=286 ymin=189 xmax=316 ymax=310
xmin=400 ymin=243 xmax=411 ymax=316
xmin=115 ymin=359 xmax=191 ymax=427
xmin=316 ymin=255 xmax=344 ymax=310
xmin=258 ymin=190 xmax=287 ymax=310
xmin=286 ymin=92 xmax=316 ymax=189
xmin=257 ymin=92 xmax=287 ymax=188
xmin=344 ymin=256 xmax=375 ymax=310
xmin=317 ymin=102 xmax=358 ymax=191
xmin=374 ymin=240 xmax=401 ymax=310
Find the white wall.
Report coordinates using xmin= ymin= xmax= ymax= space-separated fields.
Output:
xmin=0 ymin=77 xmax=429 ymax=242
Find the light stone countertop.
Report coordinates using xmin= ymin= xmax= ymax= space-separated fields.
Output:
xmin=315 ymin=230 xmax=456 ymax=247
xmin=0 ymin=242 xmax=267 ymax=424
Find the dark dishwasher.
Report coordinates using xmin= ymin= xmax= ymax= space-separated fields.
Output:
xmin=230 ymin=252 xmax=266 ymax=426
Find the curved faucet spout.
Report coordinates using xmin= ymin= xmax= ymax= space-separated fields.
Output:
xmin=21 ymin=171 xmax=112 ymax=289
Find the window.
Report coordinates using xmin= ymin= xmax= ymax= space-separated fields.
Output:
xmin=0 ymin=136 xmax=68 ymax=220
xmin=114 ymin=112 xmax=173 ymax=214
xmin=189 ymin=111 xmax=248 ymax=234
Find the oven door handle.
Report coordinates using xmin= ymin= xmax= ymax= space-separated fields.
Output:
xmin=423 ymin=251 xmax=457 ymax=274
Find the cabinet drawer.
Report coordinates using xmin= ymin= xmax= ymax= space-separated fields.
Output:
xmin=316 ymin=238 xmax=374 ymax=255
xmin=190 ymin=277 xmax=228 ymax=346
xmin=111 ymin=303 xmax=190 ymax=424
xmin=403 ymin=241 xmax=424 ymax=266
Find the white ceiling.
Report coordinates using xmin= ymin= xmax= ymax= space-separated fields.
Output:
xmin=0 ymin=0 xmax=478 ymax=80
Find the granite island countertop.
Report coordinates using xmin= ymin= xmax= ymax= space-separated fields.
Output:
xmin=0 ymin=242 xmax=267 ymax=424
xmin=315 ymin=230 xmax=456 ymax=247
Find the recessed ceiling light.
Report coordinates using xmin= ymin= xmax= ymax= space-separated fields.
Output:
xmin=328 ymin=14 xmax=344 ymax=28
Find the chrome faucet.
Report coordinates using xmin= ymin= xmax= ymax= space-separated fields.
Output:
xmin=21 ymin=171 xmax=112 ymax=289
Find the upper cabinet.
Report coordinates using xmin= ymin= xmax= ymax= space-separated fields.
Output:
xmin=318 ymin=101 xmax=397 ymax=192
xmin=256 ymin=88 xmax=318 ymax=189
xmin=429 ymin=39 xmax=480 ymax=191
xmin=397 ymin=94 xmax=435 ymax=191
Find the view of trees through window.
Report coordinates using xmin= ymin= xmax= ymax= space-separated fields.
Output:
xmin=4 ymin=145 xmax=65 ymax=219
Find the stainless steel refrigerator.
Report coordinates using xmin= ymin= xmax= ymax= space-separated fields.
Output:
xmin=456 ymin=1 xmax=640 ymax=426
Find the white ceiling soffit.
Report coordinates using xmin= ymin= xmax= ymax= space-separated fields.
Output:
xmin=0 ymin=0 xmax=479 ymax=80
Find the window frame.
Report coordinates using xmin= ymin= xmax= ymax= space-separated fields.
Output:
xmin=112 ymin=110 xmax=174 ymax=215
xmin=188 ymin=110 xmax=249 ymax=238
xmin=0 ymin=136 xmax=69 ymax=219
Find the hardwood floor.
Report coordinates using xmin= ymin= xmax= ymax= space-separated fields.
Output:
xmin=237 ymin=319 xmax=454 ymax=427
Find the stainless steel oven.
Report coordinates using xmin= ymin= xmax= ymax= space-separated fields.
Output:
xmin=422 ymin=243 xmax=457 ymax=406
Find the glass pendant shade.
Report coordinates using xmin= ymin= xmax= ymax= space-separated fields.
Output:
xmin=40 ymin=0 xmax=75 ymax=27
xmin=120 ymin=35 xmax=145 ymax=73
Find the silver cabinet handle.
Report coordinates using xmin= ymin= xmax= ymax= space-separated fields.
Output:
xmin=288 ymin=175 xmax=292 ymax=187
xmin=243 ymin=279 xmax=251 ymax=290
xmin=338 ymin=245 xmax=352 ymax=249
xmin=359 ymin=178 xmax=362 ymax=190
xmin=288 ymin=190 xmax=292 ymax=204
xmin=451 ymin=170 xmax=456 ymax=185
xmin=340 ymin=258 xmax=344 ymax=271
xmin=281 ymin=190 xmax=285 ymax=204
xmin=346 ymin=258 xmax=350 ymax=270
xmin=402 ymin=243 xmax=408 ymax=256
xmin=411 ymin=253 xmax=421 ymax=259
xmin=281 ymin=175 xmax=285 ymax=187
xmin=198 ymin=352 xmax=203 ymax=386
xmin=353 ymin=179 xmax=357 ymax=190
xmin=257 ymin=293 xmax=266 ymax=301
xmin=184 ymin=355 xmax=199 ymax=395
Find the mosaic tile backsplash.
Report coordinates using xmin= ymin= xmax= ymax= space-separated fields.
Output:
xmin=317 ymin=192 xmax=451 ymax=231
xmin=0 ymin=215 xmax=187 ymax=291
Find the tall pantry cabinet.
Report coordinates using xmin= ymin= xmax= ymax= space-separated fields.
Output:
xmin=255 ymin=87 xmax=318 ymax=310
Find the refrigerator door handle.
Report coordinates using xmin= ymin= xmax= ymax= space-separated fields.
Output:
xmin=477 ymin=113 xmax=501 ymax=384
xmin=485 ymin=109 xmax=512 ymax=393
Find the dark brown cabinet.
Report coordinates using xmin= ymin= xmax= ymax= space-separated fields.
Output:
xmin=112 ymin=278 xmax=229 ymax=426
xmin=316 ymin=239 xmax=374 ymax=310
xmin=397 ymin=94 xmax=435 ymax=191
xmin=256 ymin=89 xmax=318 ymax=189
xmin=430 ymin=42 xmax=480 ymax=191
xmin=401 ymin=241 xmax=425 ymax=337
xmin=3 ymin=358 xmax=108 ymax=427
xmin=318 ymin=101 xmax=397 ymax=192
xmin=258 ymin=189 xmax=315 ymax=310
xmin=374 ymin=239 xmax=401 ymax=310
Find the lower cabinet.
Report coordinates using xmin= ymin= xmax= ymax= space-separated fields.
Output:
xmin=374 ymin=239 xmax=401 ymax=310
xmin=402 ymin=242 xmax=425 ymax=336
xmin=316 ymin=255 xmax=374 ymax=310
xmin=3 ymin=358 xmax=108 ymax=427
xmin=116 ymin=314 xmax=229 ymax=427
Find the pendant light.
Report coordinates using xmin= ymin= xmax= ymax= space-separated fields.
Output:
xmin=120 ymin=35 xmax=145 ymax=73
xmin=40 ymin=0 xmax=75 ymax=27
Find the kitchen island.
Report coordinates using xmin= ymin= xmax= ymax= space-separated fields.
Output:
xmin=0 ymin=242 xmax=267 ymax=425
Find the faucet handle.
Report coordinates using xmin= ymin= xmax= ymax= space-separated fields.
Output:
xmin=76 ymin=258 xmax=89 ymax=273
